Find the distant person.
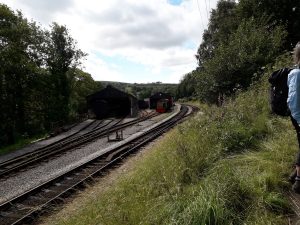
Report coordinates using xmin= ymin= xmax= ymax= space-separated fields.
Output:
xmin=287 ymin=42 xmax=300 ymax=193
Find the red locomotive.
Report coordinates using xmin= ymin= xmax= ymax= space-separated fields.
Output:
xmin=149 ymin=92 xmax=173 ymax=113
xmin=156 ymin=99 xmax=170 ymax=113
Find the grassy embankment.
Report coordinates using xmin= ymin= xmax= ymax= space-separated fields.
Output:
xmin=0 ymin=133 xmax=48 ymax=156
xmin=45 ymin=54 xmax=296 ymax=225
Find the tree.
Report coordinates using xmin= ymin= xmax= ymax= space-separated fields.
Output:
xmin=0 ymin=4 xmax=93 ymax=146
xmin=176 ymin=70 xmax=198 ymax=99
xmin=180 ymin=0 xmax=293 ymax=104
xmin=197 ymin=19 xmax=286 ymax=103
xmin=237 ymin=0 xmax=300 ymax=49
xmin=0 ymin=4 xmax=44 ymax=143
xmin=196 ymin=0 xmax=238 ymax=67
xmin=45 ymin=23 xmax=85 ymax=126
xmin=69 ymin=69 xmax=102 ymax=116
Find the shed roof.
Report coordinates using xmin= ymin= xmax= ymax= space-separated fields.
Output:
xmin=87 ymin=85 xmax=137 ymax=101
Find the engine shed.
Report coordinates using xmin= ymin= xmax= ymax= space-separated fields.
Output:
xmin=149 ymin=92 xmax=173 ymax=109
xmin=86 ymin=85 xmax=138 ymax=119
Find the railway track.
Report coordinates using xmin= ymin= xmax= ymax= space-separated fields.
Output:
xmin=0 ymin=111 xmax=158 ymax=179
xmin=0 ymin=105 xmax=194 ymax=225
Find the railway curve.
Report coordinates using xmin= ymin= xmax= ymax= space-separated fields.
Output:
xmin=0 ymin=104 xmax=197 ymax=225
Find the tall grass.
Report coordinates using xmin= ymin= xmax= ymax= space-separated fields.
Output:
xmin=49 ymin=55 xmax=296 ymax=225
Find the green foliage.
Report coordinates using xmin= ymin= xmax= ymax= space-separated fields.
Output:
xmin=176 ymin=70 xmax=198 ymax=99
xmin=44 ymin=23 xmax=86 ymax=125
xmin=197 ymin=19 xmax=286 ymax=103
xmin=0 ymin=4 xmax=99 ymax=147
xmin=101 ymin=81 xmax=177 ymax=100
xmin=0 ymin=133 xmax=48 ymax=155
xmin=237 ymin=0 xmax=300 ymax=49
xmin=263 ymin=192 xmax=291 ymax=214
xmin=196 ymin=0 xmax=238 ymax=66
xmin=0 ymin=4 xmax=45 ymax=144
xmin=69 ymin=69 xmax=103 ymax=116
xmin=179 ymin=0 xmax=296 ymax=103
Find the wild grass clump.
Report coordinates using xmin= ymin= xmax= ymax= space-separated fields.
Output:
xmin=48 ymin=55 xmax=296 ymax=225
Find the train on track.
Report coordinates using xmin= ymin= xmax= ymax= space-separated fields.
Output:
xmin=149 ymin=92 xmax=173 ymax=113
xmin=0 ymin=105 xmax=192 ymax=225
xmin=156 ymin=98 xmax=172 ymax=113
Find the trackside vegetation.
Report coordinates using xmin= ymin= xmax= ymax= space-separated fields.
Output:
xmin=44 ymin=55 xmax=296 ymax=224
xmin=2 ymin=0 xmax=300 ymax=223
xmin=0 ymin=4 xmax=102 ymax=148
xmin=177 ymin=0 xmax=300 ymax=103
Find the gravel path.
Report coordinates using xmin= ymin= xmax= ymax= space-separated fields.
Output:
xmin=0 ymin=108 xmax=179 ymax=205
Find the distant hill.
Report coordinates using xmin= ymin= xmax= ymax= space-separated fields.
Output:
xmin=100 ymin=81 xmax=178 ymax=100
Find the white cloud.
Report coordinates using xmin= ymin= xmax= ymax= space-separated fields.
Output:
xmin=1 ymin=0 xmax=218 ymax=83
xmin=83 ymin=53 xmax=124 ymax=82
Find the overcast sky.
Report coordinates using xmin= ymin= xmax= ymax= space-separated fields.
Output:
xmin=1 ymin=0 xmax=218 ymax=83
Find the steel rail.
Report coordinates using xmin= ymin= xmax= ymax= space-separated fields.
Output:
xmin=0 ymin=105 xmax=191 ymax=225
xmin=0 ymin=112 xmax=158 ymax=178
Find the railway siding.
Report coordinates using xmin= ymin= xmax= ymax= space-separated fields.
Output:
xmin=0 ymin=106 xmax=181 ymax=206
xmin=94 ymin=104 xmax=181 ymax=157
xmin=0 ymin=119 xmax=96 ymax=164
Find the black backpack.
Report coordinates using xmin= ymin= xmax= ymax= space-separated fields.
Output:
xmin=268 ymin=68 xmax=292 ymax=116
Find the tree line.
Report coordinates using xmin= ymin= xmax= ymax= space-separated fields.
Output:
xmin=101 ymin=81 xmax=177 ymax=100
xmin=0 ymin=4 xmax=102 ymax=146
xmin=177 ymin=0 xmax=300 ymax=103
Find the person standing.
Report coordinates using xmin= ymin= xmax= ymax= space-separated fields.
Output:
xmin=287 ymin=42 xmax=300 ymax=193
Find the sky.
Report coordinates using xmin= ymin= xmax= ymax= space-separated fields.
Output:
xmin=1 ymin=0 xmax=218 ymax=83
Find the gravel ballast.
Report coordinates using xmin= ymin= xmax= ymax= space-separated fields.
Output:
xmin=0 ymin=107 xmax=180 ymax=204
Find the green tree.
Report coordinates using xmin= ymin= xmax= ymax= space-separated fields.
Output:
xmin=197 ymin=19 xmax=286 ymax=103
xmin=0 ymin=4 xmax=44 ymax=144
xmin=45 ymin=23 xmax=85 ymax=126
xmin=237 ymin=0 xmax=300 ymax=49
xmin=196 ymin=0 xmax=238 ymax=67
xmin=0 ymin=4 xmax=99 ymax=147
xmin=180 ymin=0 xmax=293 ymax=103
xmin=69 ymin=69 xmax=102 ymax=116
xmin=176 ymin=70 xmax=198 ymax=99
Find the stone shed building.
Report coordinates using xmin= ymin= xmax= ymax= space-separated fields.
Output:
xmin=86 ymin=85 xmax=138 ymax=119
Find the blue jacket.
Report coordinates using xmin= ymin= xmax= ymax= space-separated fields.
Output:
xmin=287 ymin=68 xmax=300 ymax=123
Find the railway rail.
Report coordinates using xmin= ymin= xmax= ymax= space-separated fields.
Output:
xmin=0 ymin=111 xmax=158 ymax=179
xmin=0 ymin=104 xmax=195 ymax=225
